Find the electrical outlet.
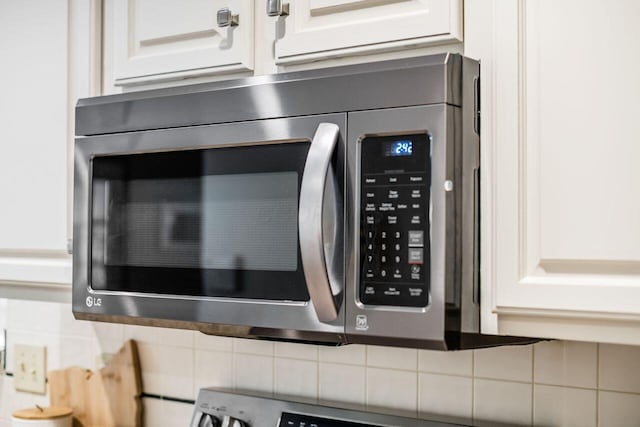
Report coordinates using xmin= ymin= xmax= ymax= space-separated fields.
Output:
xmin=14 ymin=344 xmax=46 ymax=394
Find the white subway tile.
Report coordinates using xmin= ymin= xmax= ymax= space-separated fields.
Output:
xmin=418 ymin=349 xmax=473 ymax=376
xmin=0 ymin=376 xmax=14 ymax=421
xmin=194 ymin=333 xmax=233 ymax=352
xmin=534 ymin=341 xmax=597 ymax=388
xmin=124 ymin=325 xmax=194 ymax=348
xmin=91 ymin=337 xmax=127 ymax=358
xmin=599 ymin=344 xmax=640 ymax=393
xmin=474 ymin=379 xmax=532 ymax=427
xmin=234 ymin=354 xmax=273 ymax=395
xmin=367 ymin=345 xmax=417 ymax=371
xmin=60 ymin=337 xmax=95 ymax=369
xmin=137 ymin=343 xmax=194 ymax=400
xmin=319 ymin=344 xmax=366 ymax=365
xmin=599 ymin=391 xmax=640 ymax=427
xmin=90 ymin=321 xmax=124 ymax=342
xmin=319 ymin=363 xmax=366 ymax=410
xmin=58 ymin=303 xmax=94 ymax=338
xmin=143 ymin=397 xmax=194 ymax=427
xmin=474 ymin=345 xmax=533 ymax=382
xmin=418 ymin=373 xmax=472 ymax=425
xmin=8 ymin=300 xmax=61 ymax=334
xmin=233 ymin=338 xmax=274 ymax=356
xmin=275 ymin=358 xmax=318 ymax=402
xmin=533 ymin=385 xmax=596 ymax=427
xmin=366 ymin=368 xmax=417 ymax=417
xmin=275 ymin=342 xmax=318 ymax=361
xmin=0 ymin=299 xmax=7 ymax=331
xmin=194 ymin=350 xmax=234 ymax=395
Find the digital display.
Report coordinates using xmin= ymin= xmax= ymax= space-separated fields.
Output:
xmin=385 ymin=140 xmax=413 ymax=157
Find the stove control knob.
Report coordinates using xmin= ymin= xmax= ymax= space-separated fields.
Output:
xmin=198 ymin=413 xmax=220 ymax=427
xmin=221 ymin=415 xmax=247 ymax=427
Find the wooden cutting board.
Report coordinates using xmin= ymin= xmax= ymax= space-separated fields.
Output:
xmin=48 ymin=340 xmax=143 ymax=427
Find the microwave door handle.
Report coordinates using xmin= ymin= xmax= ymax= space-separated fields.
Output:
xmin=299 ymin=122 xmax=341 ymax=322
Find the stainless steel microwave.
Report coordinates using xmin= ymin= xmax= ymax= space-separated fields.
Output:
xmin=73 ymin=54 xmax=532 ymax=350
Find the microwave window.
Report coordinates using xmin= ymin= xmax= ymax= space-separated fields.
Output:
xmin=103 ymin=172 xmax=298 ymax=271
xmin=90 ymin=142 xmax=310 ymax=300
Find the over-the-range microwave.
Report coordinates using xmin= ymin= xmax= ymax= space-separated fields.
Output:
xmin=73 ymin=54 xmax=534 ymax=350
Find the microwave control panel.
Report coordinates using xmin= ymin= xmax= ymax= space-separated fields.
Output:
xmin=359 ymin=133 xmax=431 ymax=307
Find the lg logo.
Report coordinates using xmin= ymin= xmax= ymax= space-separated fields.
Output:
xmin=85 ymin=296 xmax=102 ymax=308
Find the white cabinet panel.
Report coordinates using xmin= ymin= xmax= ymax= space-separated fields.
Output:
xmin=274 ymin=0 xmax=462 ymax=65
xmin=466 ymin=0 xmax=640 ymax=344
xmin=112 ymin=0 xmax=254 ymax=86
xmin=532 ymin=1 xmax=640 ymax=263
xmin=0 ymin=0 xmax=72 ymax=298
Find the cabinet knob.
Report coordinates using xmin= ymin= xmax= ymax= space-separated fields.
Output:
xmin=267 ymin=0 xmax=289 ymax=17
xmin=217 ymin=8 xmax=239 ymax=27
xmin=197 ymin=413 xmax=220 ymax=427
xmin=221 ymin=416 xmax=247 ymax=427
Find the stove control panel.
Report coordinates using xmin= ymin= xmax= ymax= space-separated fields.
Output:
xmin=359 ymin=133 xmax=430 ymax=307
xmin=280 ymin=412 xmax=378 ymax=427
xmin=192 ymin=388 xmax=462 ymax=427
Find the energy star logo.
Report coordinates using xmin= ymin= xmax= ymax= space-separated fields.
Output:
xmin=355 ymin=315 xmax=369 ymax=331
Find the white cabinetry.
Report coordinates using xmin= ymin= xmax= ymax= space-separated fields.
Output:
xmin=0 ymin=0 xmax=71 ymax=300
xmin=466 ymin=0 xmax=640 ymax=344
xmin=109 ymin=0 xmax=254 ymax=87
xmin=0 ymin=0 xmax=99 ymax=301
xmin=273 ymin=0 xmax=462 ymax=65
xmin=104 ymin=0 xmax=462 ymax=87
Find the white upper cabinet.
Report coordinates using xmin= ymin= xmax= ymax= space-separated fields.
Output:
xmin=104 ymin=0 xmax=461 ymax=87
xmin=466 ymin=0 xmax=640 ymax=344
xmin=110 ymin=0 xmax=254 ymax=86
xmin=273 ymin=0 xmax=463 ymax=65
xmin=0 ymin=0 xmax=72 ymax=300
xmin=0 ymin=0 xmax=99 ymax=301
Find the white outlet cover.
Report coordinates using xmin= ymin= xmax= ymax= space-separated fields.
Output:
xmin=14 ymin=344 xmax=46 ymax=394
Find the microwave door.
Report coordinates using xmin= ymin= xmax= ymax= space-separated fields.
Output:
xmin=74 ymin=113 xmax=347 ymax=343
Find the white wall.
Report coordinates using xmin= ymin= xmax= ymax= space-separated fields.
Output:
xmin=1 ymin=299 xmax=640 ymax=426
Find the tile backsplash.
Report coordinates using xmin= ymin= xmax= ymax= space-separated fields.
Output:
xmin=1 ymin=299 xmax=640 ymax=426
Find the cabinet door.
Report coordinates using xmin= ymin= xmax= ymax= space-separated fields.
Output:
xmin=274 ymin=0 xmax=462 ymax=65
xmin=466 ymin=0 xmax=640 ymax=344
xmin=0 ymin=0 xmax=71 ymax=299
xmin=111 ymin=0 xmax=254 ymax=86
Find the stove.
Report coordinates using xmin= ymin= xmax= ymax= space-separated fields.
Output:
xmin=191 ymin=388 xmax=467 ymax=427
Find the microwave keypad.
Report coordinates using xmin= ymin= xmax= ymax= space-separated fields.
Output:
xmin=359 ymin=134 xmax=430 ymax=307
